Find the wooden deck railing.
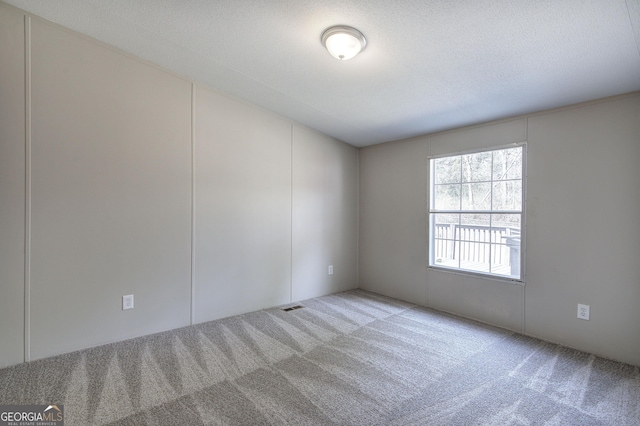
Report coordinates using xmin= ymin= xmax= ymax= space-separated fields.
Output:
xmin=433 ymin=223 xmax=520 ymax=271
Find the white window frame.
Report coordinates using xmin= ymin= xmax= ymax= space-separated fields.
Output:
xmin=428 ymin=143 xmax=526 ymax=283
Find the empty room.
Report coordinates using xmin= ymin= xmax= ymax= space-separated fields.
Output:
xmin=1 ymin=1 xmax=639 ymax=424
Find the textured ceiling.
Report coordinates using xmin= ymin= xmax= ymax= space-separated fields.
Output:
xmin=4 ymin=0 xmax=640 ymax=147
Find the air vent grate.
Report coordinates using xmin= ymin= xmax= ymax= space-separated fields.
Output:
xmin=282 ymin=305 xmax=304 ymax=312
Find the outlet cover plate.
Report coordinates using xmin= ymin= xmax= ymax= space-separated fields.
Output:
xmin=328 ymin=265 xmax=334 ymax=275
xmin=123 ymin=294 xmax=134 ymax=310
xmin=577 ymin=304 xmax=590 ymax=320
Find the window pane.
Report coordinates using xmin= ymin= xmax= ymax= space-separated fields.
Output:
xmin=433 ymin=214 xmax=459 ymax=238
xmin=491 ymin=241 xmax=520 ymax=278
xmin=431 ymin=214 xmax=459 ymax=268
xmin=489 ymin=243 xmax=509 ymax=269
xmin=460 ymin=214 xmax=491 ymax=242
xmin=492 ymin=214 xmax=521 ymax=239
xmin=459 ymin=243 xmax=491 ymax=274
xmin=493 ymin=147 xmax=522 ymax=180
xmin=434 ymin=184 xmax=460 ymax=210
xmin=434 ymin=156 xmax=461 ymax=184
xmin=461 ymin=183 xmax=491 ymax=210
xmin=461 ymin=151 xmax=492 ymax=183
xmin=488 ymin=243 xmax=514 ymax=276
xmin=429 ymin=146 xmax=523 ymax=281
xmin=492 ymin=180 xmax=522 ymax=211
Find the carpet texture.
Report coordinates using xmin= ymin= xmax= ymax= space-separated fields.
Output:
xmin=0 ymin=289 xmax=638 ymax=425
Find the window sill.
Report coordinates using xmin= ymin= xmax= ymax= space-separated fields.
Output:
xmin=427 ymin=265 xmax=525 ymax=286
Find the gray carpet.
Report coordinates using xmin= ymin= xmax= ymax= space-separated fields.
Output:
xmin=1 ymin=289 xmax=638 ymax=425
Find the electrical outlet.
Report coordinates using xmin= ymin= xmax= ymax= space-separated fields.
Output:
xmin=577 ymin=304 xmax=590 ymax=320
xmin=328 ymin=265 xmax=334 ymax=275
xmin=123 ymin=294 xmax=134 ymax=310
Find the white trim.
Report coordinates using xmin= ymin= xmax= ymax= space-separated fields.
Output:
xmin=431 ymin=209 xmax=522 ymax=214
xmin=190 ymin=83 xmax=196 ymax=325
xmin=290 ymin=123 xmax=294 ymax=303
xmin=519 ymin=141 xmax=528 ymax=285
xmin=427 ymin=141 xmax=527 ymax=160
xmin=23 ymin=14 xmax=32 ymax=362
xmin=356 ymin=147 xmax=360 ymax=289
xmin=428 ymin=266 xmax=525 ymax=285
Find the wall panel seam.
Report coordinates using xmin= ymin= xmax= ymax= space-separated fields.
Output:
xmin=355 ymin=148 xmax=359 ymax=288
xmin=522 ymin=116 xmax=528 ymax=334
xmin=290 ymin=124 xmax=294 ymax=303
xmin=425 ymin=136 xmax=431 ymax=308
xmin=23 ymin=14 xmax=31 ymax=363
xmin=190 ymin=83 xmax=196 ymax=325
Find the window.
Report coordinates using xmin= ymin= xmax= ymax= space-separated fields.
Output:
xmin=429 ymin=145 xmax=524 ymax=280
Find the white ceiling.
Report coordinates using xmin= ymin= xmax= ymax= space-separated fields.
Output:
xmin=4 ymin=0 xmax=640 ymax=147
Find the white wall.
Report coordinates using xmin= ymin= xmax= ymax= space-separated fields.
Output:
xmin=193 ymin=89 xmax=359 ymax=324
xmin=194 ymin=87 xmax=293 ymax=322
xmin=359 ymin=139 xmax=428 ymax=304
xmin=292 ymin=125 xmax=358 ymax=301
xmin=525 ymin=97 xmax=640 ymax=365
xmin=0 ymin=4 xmax=358 ymax=367
xmin=4 ymin=1 xmax=637 ymax=370
xmin=0 ymin=5 xmax=26 ymax=367
xmin=359 ymin=94 xmax=640 ymax=366
xmin=29 ymin=17 xmax=193 ymax=360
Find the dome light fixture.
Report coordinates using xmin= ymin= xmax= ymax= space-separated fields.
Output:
xmin=321 ymin=25 xmax=366 ymax=60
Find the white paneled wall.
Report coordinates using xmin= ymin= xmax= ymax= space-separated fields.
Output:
xmin=359 ymin=95 xmax=640 ymax=366
xmin=3 ymin=1 xmax=638 ymax=370
xmin=0 ymin=5 xmax=26 ymax=367
xmin=0 ymin=4 xmax=358 ymax=367
xmin=194 ymin=87 xmax=292 ymax=322
xmin=292 ymin=125 xmax=358 ymax=301
xmin=29 ymin=18 xmax=193 ymax=359
xmin=358 ymin=139 xmax=428 ymax=304
xmin=525 ymin=98 xmax=640 ymax=364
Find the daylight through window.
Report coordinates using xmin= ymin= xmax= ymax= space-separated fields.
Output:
xmin=429 ymin=145 xmax=524 ymax=280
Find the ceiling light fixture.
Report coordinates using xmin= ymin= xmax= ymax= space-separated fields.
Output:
xmin=321 ymin=26 xmax=367 ymax=60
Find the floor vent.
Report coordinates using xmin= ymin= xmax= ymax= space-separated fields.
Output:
xmin=282 ymin=305 xmax=304 ymax=312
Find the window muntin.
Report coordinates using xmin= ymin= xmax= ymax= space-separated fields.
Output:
xmin=429 ymin=146 xmax=524 ymax=280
